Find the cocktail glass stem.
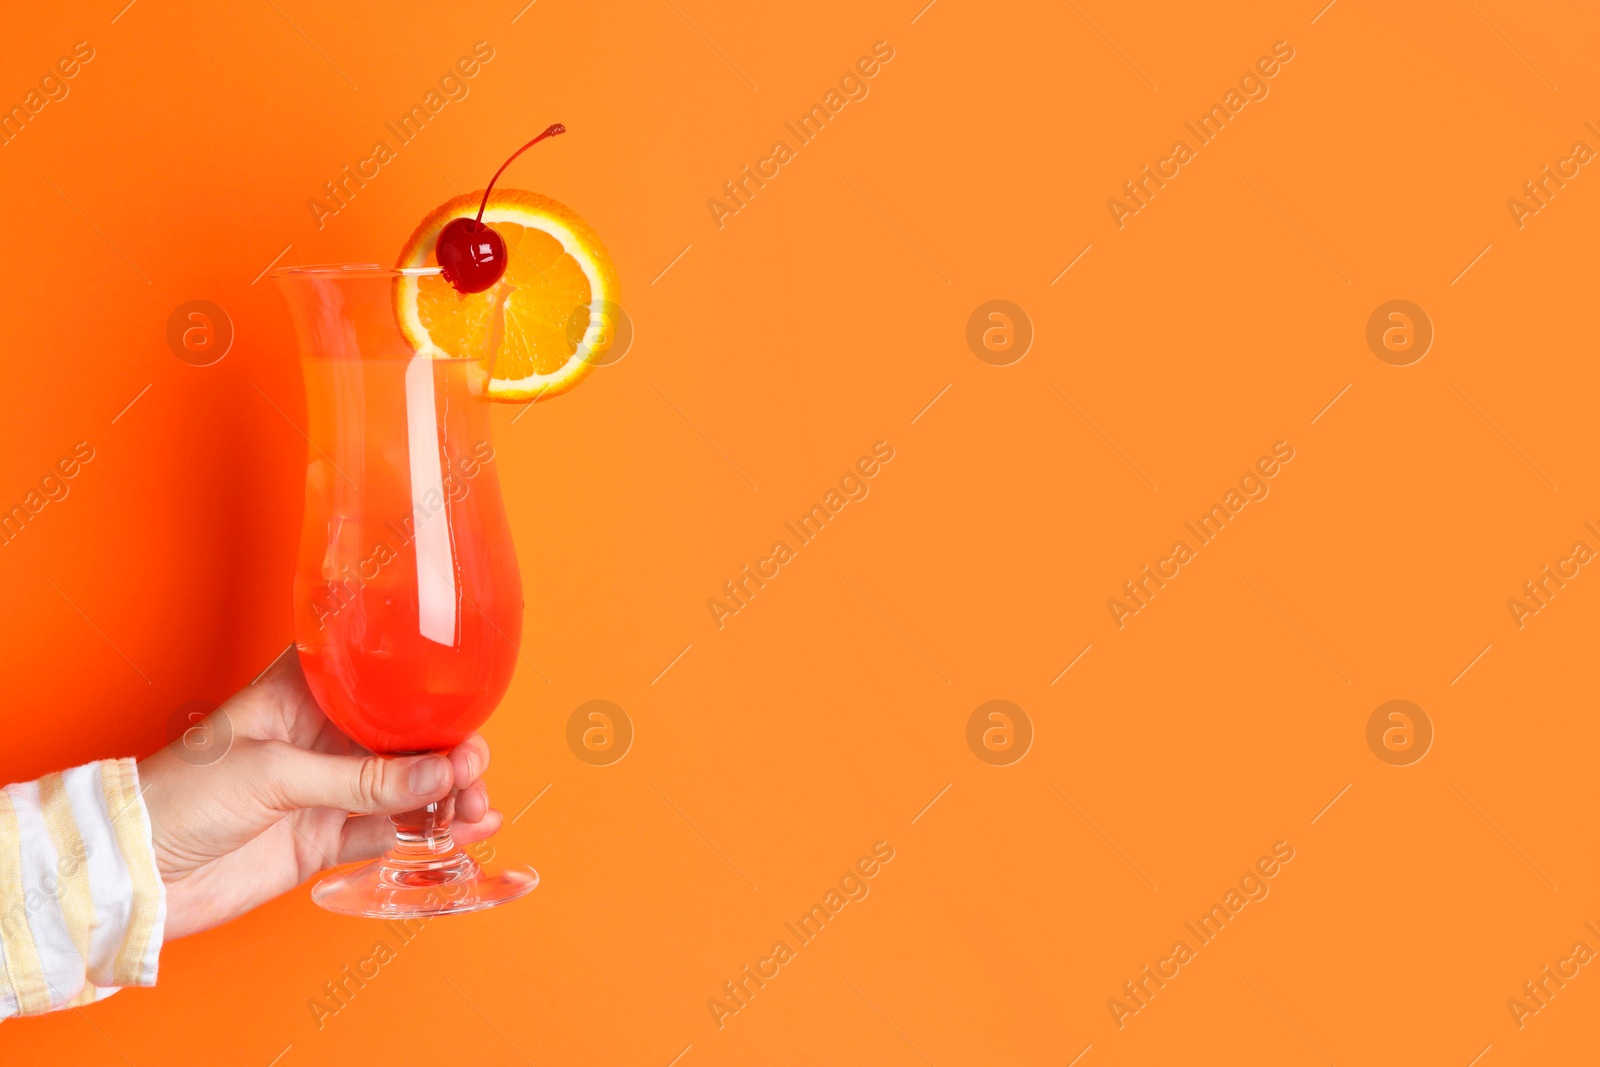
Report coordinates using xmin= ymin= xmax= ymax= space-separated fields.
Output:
xmin=394 ymin=799 xmax=454 ymax=855
xmin=385 ymin=795 xmax=477 ymax=887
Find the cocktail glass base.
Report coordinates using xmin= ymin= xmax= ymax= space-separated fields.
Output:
xmin=312 ymin=849 xmax=539 ymax=918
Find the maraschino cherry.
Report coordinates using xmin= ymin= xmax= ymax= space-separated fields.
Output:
xmin=436 ymin=123 xmax=566 ymax=293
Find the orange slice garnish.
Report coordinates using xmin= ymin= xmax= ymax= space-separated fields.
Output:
xmin=395 ymin=189 xmax=620 ymax=402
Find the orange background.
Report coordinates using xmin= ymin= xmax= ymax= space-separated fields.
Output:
xmin=3 ymin=0 xmax=1599 ymax=1063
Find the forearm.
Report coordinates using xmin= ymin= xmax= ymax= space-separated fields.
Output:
xmin=0 ymin=758 xmax=165 ymax=1019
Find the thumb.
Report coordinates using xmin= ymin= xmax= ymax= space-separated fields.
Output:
xmin=256 ymin=743 xmax=455 ymax=815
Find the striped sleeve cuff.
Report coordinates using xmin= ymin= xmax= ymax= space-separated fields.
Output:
xmin=0 ymin=758 xmax=166 ymax=1018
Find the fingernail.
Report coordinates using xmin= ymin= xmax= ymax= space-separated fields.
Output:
xmin=409 ymin=757 xmax=450 ymax=796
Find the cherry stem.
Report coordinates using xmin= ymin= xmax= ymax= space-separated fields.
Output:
xmin=473 ymin=123 xmax=566 ymax=227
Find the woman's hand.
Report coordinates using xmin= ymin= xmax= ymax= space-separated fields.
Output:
xmin=138 ymin=648 xmax=501 ymax=940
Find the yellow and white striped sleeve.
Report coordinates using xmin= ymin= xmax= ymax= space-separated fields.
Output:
xmin=0 ymin=758 xmax=166 ymax=1019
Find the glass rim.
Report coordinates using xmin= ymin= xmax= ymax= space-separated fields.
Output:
xmin=270 ymin=264 xmax=443 ymax=279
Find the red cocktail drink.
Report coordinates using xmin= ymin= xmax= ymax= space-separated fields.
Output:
xmin=293 ymin=352 xmax=522 ymax=755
